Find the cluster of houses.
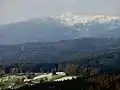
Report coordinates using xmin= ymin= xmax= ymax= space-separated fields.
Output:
xmin=0 ymin=72 xmax=77 ymax=89
xmin=23 ymin=72 xmax=76 ymax=85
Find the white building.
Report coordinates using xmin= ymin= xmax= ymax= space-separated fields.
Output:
xmin=54 ymin=76 xmax=76 ymax=81
xmin=56 ymin=72 xmax=66 ymax=76
xmin=33 ymin=73 xmax=53 ymax=80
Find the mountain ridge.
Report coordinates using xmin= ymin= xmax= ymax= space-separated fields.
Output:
xmin=0 ymin=12 xmax=120 ymax=45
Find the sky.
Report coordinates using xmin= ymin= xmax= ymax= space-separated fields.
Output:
xmin=0 ymin=0 xmax=120 ymax=24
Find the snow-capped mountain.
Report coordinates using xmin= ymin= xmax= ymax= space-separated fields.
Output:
xmin=56 ymin=12 xmax=120 ymax=26
xmin=56 ymin=12 xmax=120 ymax=37
xmin=0 ymin=12 xmax=120 ymax=45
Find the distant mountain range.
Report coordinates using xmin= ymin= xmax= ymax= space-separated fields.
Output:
xmin=0 ymin=12 xmax=120 ymax=45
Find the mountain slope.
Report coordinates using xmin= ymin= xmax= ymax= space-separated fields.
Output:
xmin=0 ymin=18 xmax=78 ymax=45
xmin=0 ymin=12 xmax=120 ymax=45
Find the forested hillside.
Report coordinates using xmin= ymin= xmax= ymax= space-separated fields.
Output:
xmin=0 ymin=38 xmax=120 ymax=64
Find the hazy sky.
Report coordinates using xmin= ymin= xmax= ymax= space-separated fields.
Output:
xmin=0 ymin=0 xmax=120 ymax=24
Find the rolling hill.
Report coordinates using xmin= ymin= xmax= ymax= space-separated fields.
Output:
xmin=0 ymin=38 xmax=120 ymax=64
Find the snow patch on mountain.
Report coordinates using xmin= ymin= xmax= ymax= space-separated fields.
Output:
xmin=55 ymin=12 xmax=120 ymax=26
